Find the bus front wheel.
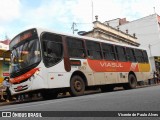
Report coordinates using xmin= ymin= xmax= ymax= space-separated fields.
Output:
xmin=70 ymin=75 xmax=85 ymax=96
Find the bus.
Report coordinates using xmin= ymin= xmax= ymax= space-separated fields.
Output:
xmin=5 ymin=28 xmax=151 ymax=99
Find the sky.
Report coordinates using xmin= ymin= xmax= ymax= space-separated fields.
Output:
xmin=0 ymin=0 xmax=160 ymax=40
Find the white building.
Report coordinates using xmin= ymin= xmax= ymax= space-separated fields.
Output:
xmin=0 ymin=43 xmax=9 ymax=50
xmin=106 ymin=14 xmax=160 ymax=72
xmin=0 ymin=39 xmax=10 ymax=50
xmin=119 ymin=14 xmax=160 ymax=57
xmin=81 ymin=19 xmax=139 ymax=47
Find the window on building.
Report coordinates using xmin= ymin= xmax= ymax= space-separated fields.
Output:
xmin=67 ymin=37 xmax=85 ymax=58
xmin=86 ymin=41 xmax=102 ymax=59
xmin=102 ymin=43 xmax=116 ymax=60
xmin=116 ymin=46 xmax=127 ymax=61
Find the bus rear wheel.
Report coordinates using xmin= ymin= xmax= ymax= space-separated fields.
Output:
xmin=70 ymin=75 xmax=85 ymax=96
xmin=123 ymin=74 xmax=137 ymax=90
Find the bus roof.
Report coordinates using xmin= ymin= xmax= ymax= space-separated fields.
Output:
xmin=36 ymin=28 xmax=145 ymax=50
xmin=12 ymin=27 xmax=145 ymax=50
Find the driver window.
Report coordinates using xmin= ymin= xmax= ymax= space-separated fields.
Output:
xmin=41 ymin=33 xmax=63 ymax=67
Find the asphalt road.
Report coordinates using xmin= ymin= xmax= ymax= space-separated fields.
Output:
xmin=0 ymin=85 xmax=160 ymax=120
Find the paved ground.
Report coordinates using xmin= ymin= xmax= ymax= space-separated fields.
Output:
xmin=0 ymin=84 xmax=160 ymax=120
xmin=0 ymin=83 xmax=159 ymax=107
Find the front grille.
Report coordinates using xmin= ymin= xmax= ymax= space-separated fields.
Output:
xmin=12 ymin=78 xmax=29 ymax=85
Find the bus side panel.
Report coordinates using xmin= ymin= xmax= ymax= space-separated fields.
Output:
xmin=48 ymin=72 xmax=70 ymax=88
xmin=47 ymin=60 xmax=70 ymax=88
xmin=31 ymin=63 xmax=50 ymax=89
xmin=86 ymin=59 xmax=138 ymax=85
xmin=93 ymin=72 xmax=105 ymax=85
xmin=138 ymin=63 xmax=150 ymax=72
xmin=117 ymin=72 xmax=128 ymax=83
xmin=104 ymin=72 xmax=118 ymax=84
xmin=136 ymin=63 xmax=151 ymax=81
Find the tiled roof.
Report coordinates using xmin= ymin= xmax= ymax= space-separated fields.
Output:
xmin=0 ymin=39 xmax=10 ymax=45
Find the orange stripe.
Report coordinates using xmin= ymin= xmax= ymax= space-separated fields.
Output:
xmin=10 ymin=68 xmax=39 ymax=83
xmin=87 ymin=59 xmax=139 ymax=72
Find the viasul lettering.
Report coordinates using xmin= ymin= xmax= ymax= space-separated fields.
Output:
xmin=100 ymin=62 xmax=123 ymax=68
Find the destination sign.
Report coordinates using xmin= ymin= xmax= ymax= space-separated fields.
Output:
xmin=10 ymin=28 xmax=38 ymax=50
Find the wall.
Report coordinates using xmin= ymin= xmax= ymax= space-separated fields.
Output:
xmin=119 ymin=14 xmax=160 ymax=57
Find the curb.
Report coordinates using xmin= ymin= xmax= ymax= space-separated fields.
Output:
xmin=0 ymin=101 xmax=15 ymax=106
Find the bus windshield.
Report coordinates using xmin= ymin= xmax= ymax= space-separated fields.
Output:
xmin=10 ymin=39 xmax=40 ymax=73
xmin=9 ymin=29 xmax=41 ymax=76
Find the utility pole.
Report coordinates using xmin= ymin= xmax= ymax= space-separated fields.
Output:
xmin=153 ymin=7 xmax=156 ymax=14
xmin=91 ymin=0 xmax=94 ymax=22
xmin=71 ymin=22 xmax=78 ymax=34
xmin=149 ymin=44 xmax=152 ymax=57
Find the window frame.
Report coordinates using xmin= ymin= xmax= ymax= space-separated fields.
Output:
xmin=115 ymin=46 xmax=127 ymax=62
xmin=126 ymin=47 xmax=137 ymax=62
xmin=142 ymin=50 xmax=149 ymax=63
xmin=86 ymin=41 xmax=102 ymax=60
xmin=135 ymin=49 xmax=145 ymax=63
xmin=41 ymin=32 xmax=63 ymax=67
xmin=66 ymin=37 xmax=86 ymax=59
xmin=102 ymin=43 xmax=116 ymax=61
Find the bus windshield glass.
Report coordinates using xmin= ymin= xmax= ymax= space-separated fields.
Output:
xmin=10 ymin=29 xmax=41 ymax=74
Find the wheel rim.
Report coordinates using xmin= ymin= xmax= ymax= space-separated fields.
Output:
xmin=74 ymin=80 xmax=82 ymax=92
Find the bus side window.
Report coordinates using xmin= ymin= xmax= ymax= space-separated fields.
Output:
xmin=102 ymin=43 xmax=116 ymax=60
xmin=67 ymin=37 xmax=86 ymax=59
xmin=86 ymin=41 xmax=102 ymax=60
xmin=126 ymin=48 xmax=136 ymax=62
xmin=41 ymin=33 xmax=63 ymax=67
xmin=47 ymin=41 xmax=62 ymax=59
xmin=135 ymin=49 xmax=144 ymax=63
xmin=142 ymin=50 xmax=149 ymax=63
xmin=115 ymin=46 xmax=127 ymax=62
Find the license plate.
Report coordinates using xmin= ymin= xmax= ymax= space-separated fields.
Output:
xmin=17 ymin=86 xmax=23 ymax=90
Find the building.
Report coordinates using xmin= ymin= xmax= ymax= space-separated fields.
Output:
xmin=0 ymin=39 xmax=10 ymax=50
xmin=104 ymin=18 xmax=129 ymax=28
xmin=0 ymin=39 xmax=10 ymax=83
xmin=106 ymin=14 xmax=160 ymax=72
xmin=81 ymin=16 xmax=140 ymax=47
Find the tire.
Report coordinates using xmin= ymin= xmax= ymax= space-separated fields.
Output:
xmin=70 ymin=76 xmax=85 ymax=96
xmin=123 ymin=74 xmax=137 ymax=90
xmin=101 ymin=85 xmax=114 ymax=92
xmin=41 ymin=89 xmax=58 ymax=100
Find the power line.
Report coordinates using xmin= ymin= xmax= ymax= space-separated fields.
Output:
xmin=74 ymin=22 xmax=92 ymax=25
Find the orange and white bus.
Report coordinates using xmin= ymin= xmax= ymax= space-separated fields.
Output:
xmin=6 ymin=28 xmax=150 ymax=99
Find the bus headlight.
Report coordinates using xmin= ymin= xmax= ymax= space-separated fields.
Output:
xmin=35 ymin=70 xmax=40 ymax=75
